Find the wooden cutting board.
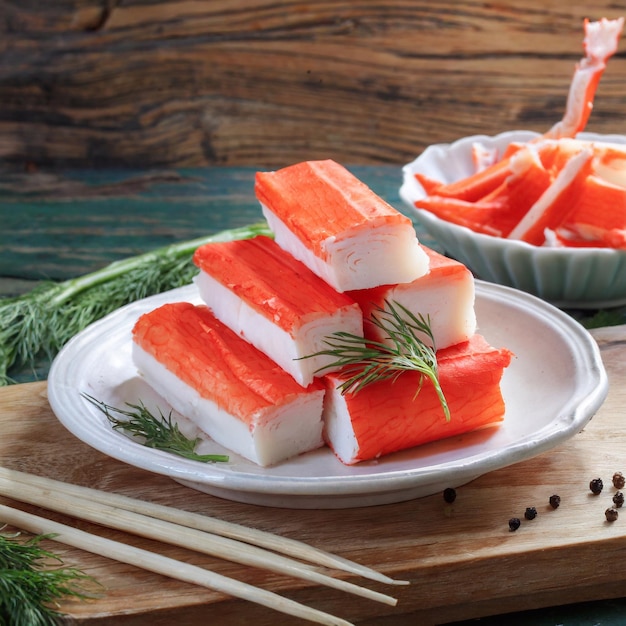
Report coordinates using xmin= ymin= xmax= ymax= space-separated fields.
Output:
xmin=2 ymin=325 xmax=626 ymax=626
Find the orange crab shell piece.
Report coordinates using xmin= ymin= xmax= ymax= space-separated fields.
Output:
xmin=322 ymin=334 xmax=513 ymax=465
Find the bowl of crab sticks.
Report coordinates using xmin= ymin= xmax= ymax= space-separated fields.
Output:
xmin=400 ymin=17 xmax=626 ymax=309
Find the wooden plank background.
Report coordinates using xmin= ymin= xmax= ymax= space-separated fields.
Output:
xmin=1 ymin=1 xmax=625 ymax=169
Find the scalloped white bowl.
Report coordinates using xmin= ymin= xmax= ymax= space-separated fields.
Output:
xmin=400 ymin=130 xmax=626 ymax=309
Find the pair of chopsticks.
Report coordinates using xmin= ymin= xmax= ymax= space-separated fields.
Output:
xmin=0 ymin=467 xmax=407 ymax=625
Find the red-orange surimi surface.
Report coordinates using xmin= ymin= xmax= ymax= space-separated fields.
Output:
xmin=324 ymin=334 xmax=513 ymax=464
xmin=193 ymin=235 xmax=358 ymax=333
xmin=132 ymin=302 xmax=323 ymax=425
xmin=562 ymin=175 xmax=626 ymax=246
xmin=509 ymin=148 xmax=594 ymax=245
xmin=425 ymin=157 xmax=513 ymax=203
xmin=255 ymin=160 xmax=414 ymax=257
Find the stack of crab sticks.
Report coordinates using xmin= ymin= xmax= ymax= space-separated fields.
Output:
xmin=132 ymin=159 xmax=512 ymax=467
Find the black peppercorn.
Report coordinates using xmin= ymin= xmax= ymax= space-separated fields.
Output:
xmin=524 ymin=506 xmax=537 ymax=520
xmin=613 ymin=491 xmax=624 ymax=508
xmin=589 ymin=478 xmax=604 ymax=495
xmin=613 ymin=472 xmax=625 ymax=490
xmin=509 ymin=517 xmax=521 ymax=532
xmin=549 ymin=494 xmax=561 ymax=509
xmin=443 ymin=487 xmax=457 ymax=504
xmin=605 ymin=508 xmax=619 ymax=522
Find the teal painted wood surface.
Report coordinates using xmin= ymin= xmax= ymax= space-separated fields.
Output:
xmin=0 ymin=166 xmax=433 ymax=284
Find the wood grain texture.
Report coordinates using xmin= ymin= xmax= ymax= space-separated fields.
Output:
xmin=1 ymin=325 xmax=626 ymax=624
xmin=1 ymin=1 xmax=625 ymax=168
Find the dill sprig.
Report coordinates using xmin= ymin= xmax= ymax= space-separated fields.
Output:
xmin=0 ymin=530 xmax=98 ymax=626
xmin=0 ymin=223 xmax=272 ymax=386
xmin=82 ymin=394 xmax=229 ymax=463
xmin=309 ymin=300 xmax=450 ymax=421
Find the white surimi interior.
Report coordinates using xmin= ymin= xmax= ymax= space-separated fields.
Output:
xmin=370 ymin=276 xmax=477 ymax=350
xmin=194 ymin=271 xmax=363 ymax=386
xmin=132 ymin=344 xmax=325 ymax=467
xmin=261 ymin=204 xmax=430 ymax=292
xmin=322 ymin=387 xmax=360 ymax=465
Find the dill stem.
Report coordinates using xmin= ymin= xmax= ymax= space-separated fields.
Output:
xmin=1 ymin=223 xmax=271 ymax=384
xmin=49 ymin=224 xmax=271 ymax=307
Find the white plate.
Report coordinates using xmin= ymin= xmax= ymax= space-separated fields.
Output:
xmin=48 ymin=283 xmax=607 ymax=509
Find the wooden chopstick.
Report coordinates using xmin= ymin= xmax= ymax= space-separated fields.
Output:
xmin=0 ymin=503 xmax=353 ymax=626
xmin=0 ymin=472 xmax=398 ymax=606
xmin=0 ymin=467 xmax=407 ymax=623
xmin=0 ymin=466 xmax=406 ymax=585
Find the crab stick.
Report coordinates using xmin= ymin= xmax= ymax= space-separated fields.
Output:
xmin=348 ymin=246 xmax=476 ymax=351
xmin=546 ymin=17 xmax=624 ymax=140
xmin=255 ymin=159 xmax=430 ymax=292
xmin=557 ymin=174 xmax=626 ymax=248
xmin=322 ymin=334 xmax=513 ymax=465
xmin=132 ymin=302 xmax=326 ymax=467
xmin=508 ymin=147 xmax=594 ymax=244
xmin=193 ymin=235 xmax=363 ymax=387
xmin=422 ymin=157 xmax=513 ymax=203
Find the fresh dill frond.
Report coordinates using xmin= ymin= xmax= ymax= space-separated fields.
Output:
xmin=0 ymin=223 xmax=272 ymax=386
xmin=0 ymin=531 xmax=98 ymax=626
xmin=307 ymin=300 xmax=450 ymax=421
xmin=82 ymin=394 xmax=229 ymax=463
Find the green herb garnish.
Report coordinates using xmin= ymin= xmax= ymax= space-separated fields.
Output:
xmin=0 ymin=223 xmax=272 ymax=386
xmin=82 ymin=394 xmax=229 ymax=463
xmin=0 ymin=531 xmax=98 ymax=626
xmin=307 ymin=300 xmax=450 ymax=421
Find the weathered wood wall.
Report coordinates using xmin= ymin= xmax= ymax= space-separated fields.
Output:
xmin=1 ymin=1 xmax=625 ymax=169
